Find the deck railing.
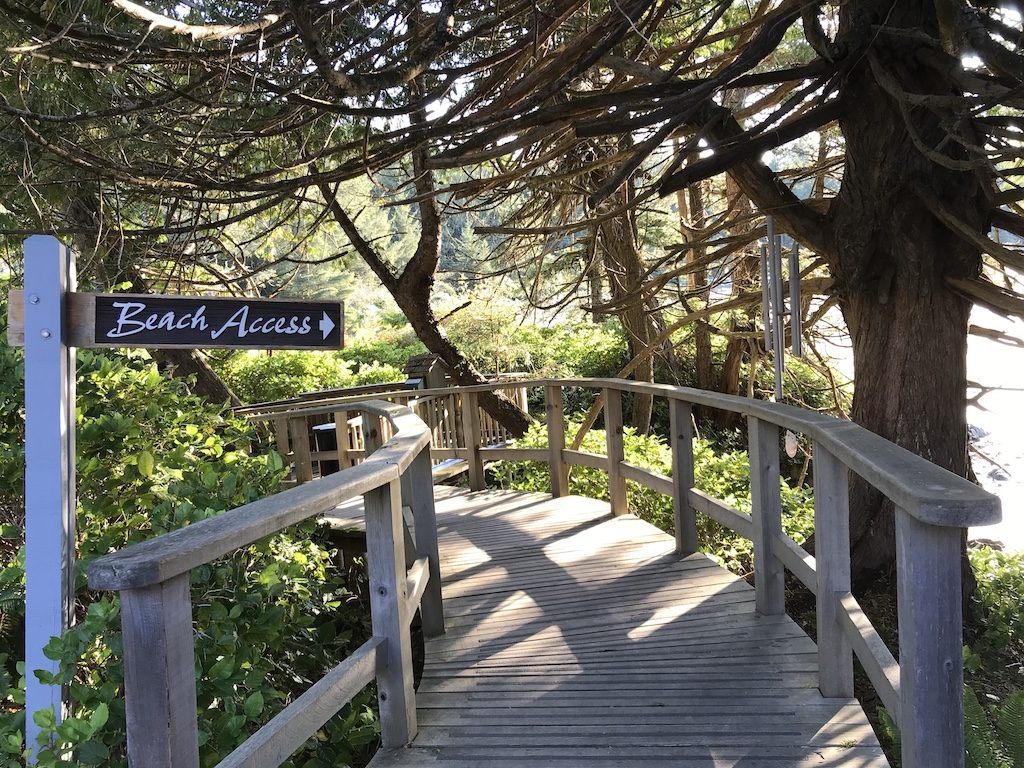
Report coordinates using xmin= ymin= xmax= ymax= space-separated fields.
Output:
xmin=87 ymin=401 xmax=444 ymax=768
xmin=433 ymin=377 xmax=998 ymax=768
xmin=91 ymin=378 xmax=1000 ymax=768
xmin=246 ymin=377 xmax=1001 ymax=768
xmin=239 ymin=381 xmax=529 ymax=483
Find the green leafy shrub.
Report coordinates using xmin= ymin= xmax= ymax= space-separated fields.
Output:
xmin=879 ymin=687 xmax=1024 ymax=768
xmin=0 ymin=348 xmax=378 ymax=767
xmin=969 ymin=546 xmax=1024 ymax=661
xmin=219 ymin=351 xmax=402 ymax=403
xmin=488 ymin=420 xmax=814 ymax=574
xmin=340 ymin=340 xmax=427 ymax=371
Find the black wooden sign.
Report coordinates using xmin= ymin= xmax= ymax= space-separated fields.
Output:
xmin=93 ymin=294 xmax=344 ymax=349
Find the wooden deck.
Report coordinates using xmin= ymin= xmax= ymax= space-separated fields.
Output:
xmin=329 ymin=486 xmax=888 ymax=768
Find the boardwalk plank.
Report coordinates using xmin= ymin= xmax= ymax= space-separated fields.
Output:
xmin=361 ymin=488 xmax=888 ymax=768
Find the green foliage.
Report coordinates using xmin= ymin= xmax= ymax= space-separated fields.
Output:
xmin=880 ymin=687 xmax=1024 ymax=768
xmin=0 ymin=347 xmax=378 ymax=767
xmin=218 ymin=350 xmax=403 ymax=403
xmin=969 ymin=546 xmax=1024 ymax=661
xmin=340 ymin=340 xmax=427 ymax=371
xmin=488 ymin=420 xmax=814 ymax=574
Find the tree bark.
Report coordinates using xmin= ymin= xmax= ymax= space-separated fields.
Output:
xmin=318 ymin=148 xmax=531 ymax=437
xmin=599 ymin=187 xmax=654 ymax=433
xmin=829 ymin=3 xmax=986 ymax=583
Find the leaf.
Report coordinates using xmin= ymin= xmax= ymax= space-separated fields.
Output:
xmin=965 ymin=685 xmax=1004 ymax=768
xmin=243 ymin=691 xmax=264 ymax=719
xmin=137 ymin=451 xmax=155 ymax=477
xmin=88 ymin=702 xmax=109 ymax=732
xmin=996 ymin=690 xmax=1024 ymax=768
xmin=76 ymin=740 xmax=110 ymax=765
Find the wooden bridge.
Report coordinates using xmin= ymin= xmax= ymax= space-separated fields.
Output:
xmin=88 ymin=379 xmax=1001 ymax=768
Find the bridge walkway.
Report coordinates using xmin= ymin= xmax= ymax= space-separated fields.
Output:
xmin=325 ymin=487 xmax=889 ymax=768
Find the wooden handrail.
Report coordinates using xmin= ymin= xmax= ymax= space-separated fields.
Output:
xmin=343 ymin=376 xmax=995 ymax=768
xmin=248 ymin=377 xmax=998 ymax=527
xmin=87 ymin=399 xmax=445 ymax=768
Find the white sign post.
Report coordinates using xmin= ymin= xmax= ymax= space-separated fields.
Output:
xmin=22 ymin=236 xmax=76 ymax=755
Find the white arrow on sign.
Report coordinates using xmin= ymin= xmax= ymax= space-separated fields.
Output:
xmin=319 ymin=311 xmax=336 ymax=340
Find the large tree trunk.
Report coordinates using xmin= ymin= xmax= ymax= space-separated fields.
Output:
xmin=319 ymin=145 xmax=531 ymax=438
xmin=600 ymin=190 xmax=654 ymax=433
xmin=830 ymin=0 xmax=986 ymax=584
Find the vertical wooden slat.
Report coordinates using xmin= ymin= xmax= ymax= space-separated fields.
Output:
xmin=288 ymin=417 xmax=313 ymax=484
xmin=747 ymin=417 xmax=785 ymax=615
xmin=446 ymin=394 xmax=457 ymax=450
xmin=545 ymin=385 xmax=568 ymax=498
xmin=604 ymin=387 xmax=627 ymax=516
xmin=334 ymin=411 xmax=350 ymax=468
xmin=400 ymin=447 xmax=445 ymax=637
xmin=362 ymin=412 xmax=382 ymax=457
xmin=813 ymin=443 xmax=854 ymax=697
xmin=896 ymin=511 xmax=964 ymax=768
xmin=670 ymin=399 xmax=697 ymax=555
xmin=364 ymin=479 xmax=417 ymax=748
xmin=273 ymin=418 xmax=290 ymax=460
xmin=460 ymin=391 xmax=485 ymax=490
xmin=120 ymin=574 xmax=199 ymax=768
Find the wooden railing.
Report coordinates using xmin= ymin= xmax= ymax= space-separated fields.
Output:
xmin=91 ymin=378 xmax=1000 ymax=768
xmin=239 ymin=381 xmax=529 ymax=486
xmin=87 ymin=401 xmax=444 ymax=768
xmin=283 ymin=376 xmax=996 ymax=768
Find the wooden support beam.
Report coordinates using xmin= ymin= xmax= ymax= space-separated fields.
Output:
xmin=460 ymin=391 xmax=485 ymax=491
xmin=400 ymin=447 xmax=444 ymax=637
xmin=896 ymin=511 xmax=964 ymax=768
xmin=748 ymin=417 xmax=785 ymax=615
xmin=813 ymin=443 xmax=854 ymax=697
xmin=670 ymin=399 xmax=697 ymax=555
xmin=287 ymin=416 xmax=313 ymax=484
xmin=364 ymin=479 xmax=417 ymax=748
xmin=604 ymin=387 xmax=627 ymax=516
xmin=545 ymin=385 xmax=568 ymax=498
xmin=120 ymin=574 xmax=199 ymax=768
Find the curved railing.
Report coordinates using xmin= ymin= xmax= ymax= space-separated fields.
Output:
xmin=88 ymin=401 xmax=444 ymax=768
xmin=247 ymin=377 xmax=1000 ymax=768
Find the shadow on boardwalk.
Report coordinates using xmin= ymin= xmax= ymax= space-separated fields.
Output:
xmin=360 ymin=487 xmax=889 ymax=768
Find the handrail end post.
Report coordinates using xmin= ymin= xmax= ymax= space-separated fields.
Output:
xmin=545 ymin=385 xmax=569 ymax=498
xmin=120 ymin=574 xmax=199 ymax=768
xmin=669 ymin=399 xmax=697 ymax=555
xmin=896 ymin=510 xmax=965 ymax=768
xmin=748 ymin=416 xmax=785 ymax=616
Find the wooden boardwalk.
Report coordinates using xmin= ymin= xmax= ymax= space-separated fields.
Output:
xmin=330 ymin=487 xmax=889 ymax=768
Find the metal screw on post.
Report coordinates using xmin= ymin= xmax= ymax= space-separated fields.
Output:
xmin=40 ymin=330 xmax=51 ymax=339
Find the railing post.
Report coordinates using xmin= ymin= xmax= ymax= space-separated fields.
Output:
xmin=273 ymin=417 xmax=290 ymax=462
xmin=287 ymin=416 xmax=313 ymax=484
xmin=747 ymin=417 xmax=785 ymax=615
xmin=896 ymin=511 xmax=964 ymax=768
xmin=544 ymin=385 xmax=568 ymax=498
xmin=400 ymin=447 xmax=445 ymax=637
xmin=460 ymin=391 xmax=485 ymax=490
xmin=120 ymin=573 xmax=199 ymax=768
xmin=604 ymin=387 xmax=627 ymax=516
xmin=669 ymin=399 xmax=697 ymax=555
xmin=813 ymin=444 xmax=854 ymax=697
xmin=334 ymin=410 xmax=350 ymax=468
xmin=364 ymin=478 xmax=417 ymax=749
xmin=362 ymin=412 xmax=382 ymax=456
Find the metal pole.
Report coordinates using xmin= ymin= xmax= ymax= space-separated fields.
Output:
xmin=759 ymin=241 xmax=772 ymax=351
xmin=766 ymin=219 xmax=784 ymax=400
xmin=23 ymin=236 xmax=76 ymax=756
xmin=790 ymin=242 xmax=802 ymax=357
